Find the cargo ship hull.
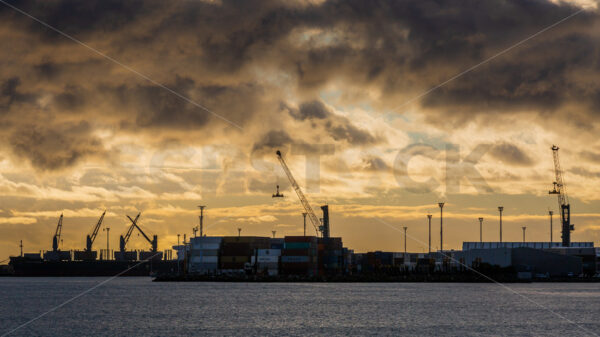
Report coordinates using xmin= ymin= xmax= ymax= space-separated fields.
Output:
xmin=9 ymin=257 xmax=178 ymax=277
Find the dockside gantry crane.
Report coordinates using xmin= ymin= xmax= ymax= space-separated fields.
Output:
xmin=120 ymin=213 xmax=140 ymax=253
xmin=120 ymin=213 xmax=158 ymax=253
xmin=85 ymin=211 xmax=106 ymax=252
xmin=276 ymin=150 xmax=328 ymax=238
xmin=128 ymin=214 xmax=158 ymax=252
xmin=52 ymin=214 xmax=64 ymax=251
xmin=549 ymin=145 xmax=574 ymax=247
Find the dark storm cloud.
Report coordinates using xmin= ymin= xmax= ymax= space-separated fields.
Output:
xmin=0 ymin=77 xmax=37 ymax=109
xmin=0 ymin=0 xmax=598 ymax=170
xmin=9 ymin=121 xmax=106 ymax=170
xmin=111 ymin=76 xmax=210 ymax=130
xmin=329 ymin=122 xmax=378 ymax=145
xmin=361 ymin=156 xmax=390 ymax=171
xmin=53 ymin=84 xmax=86 ymax=111
xmin=579 ymin=150 xmax=600 ymax=163
xmin=0 ymin=0 xmax=146 ymax=37
xmin=571 ymin=166 xmax=600 ymax=178
xmin=252 ymin=130 xmax=293 ymax=153
xmin=488 ymin=142 xmax=535 ymax=166
xmin=293 ymin=100 xmax=329 ymax=120
xmin=287 ymin=99 xmax=380 ymax=145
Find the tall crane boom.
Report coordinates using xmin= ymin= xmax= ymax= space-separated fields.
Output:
xmin=120 ymin=213 xmax=140 ymax=252
xmin=52 ymin=214 xmax=64 ymax=251
xmin=127 ymin=214 xmax=158 ymax=252
xmin=276 ymin=150 xmax=322 ymax=236
xmin=548 ymin=145 xmax=574 ymax=247
xmin=86 ymin=211 xmax=106 ymax=251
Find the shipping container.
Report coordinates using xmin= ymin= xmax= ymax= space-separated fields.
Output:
xmin=221 ymin=245 xmax=252 ymax=256
xmin=283 ymin=248 xmax=317 ymax=256
xmin=192 ymin=243 xmax=221 ymax=250
xmin=257 ymin=249 xmax=281 ymax=256
xmin=191 ymin=256 xmax=218 ymax=263
xmin=222 ymin=236 xmax=270 ymax=244
xmin=328 ymin=249 xmax=343 ymax=256
xmin=319 ymin=237 xmax=343 ymax=250
xmin=282 ymin=256 xmax=310 ymax=263
xmin=284 ymin=236 xmax=318 ymax=243
xmin=203 ymin=249 xmax=219 ymax=256
xmin=190 ymin=249 xmax=219 ymax=257
xmin=220 ymin=256 xmax=250 ymax=263
xmin=251 ymin=256 xmax=279 ymax=263
xmin=284 ymin=242 xmax=313 ymax=250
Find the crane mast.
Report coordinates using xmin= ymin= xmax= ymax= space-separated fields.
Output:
xmin=276 ymin=150 xmax=322 ymax=237
xmin=52 ymin=214 xmax=64 ymax=251
xmin=86 ymin=211 xmax=106 ymax=251
xmin=548 ymin=145 xmax=574 ymax=247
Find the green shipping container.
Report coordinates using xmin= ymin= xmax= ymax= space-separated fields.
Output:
xmin=284 ymin=242 xmax=312 ymax=250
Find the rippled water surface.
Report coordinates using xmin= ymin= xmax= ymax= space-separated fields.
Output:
xmin=0 ymin=278 xmax=599 ymax=336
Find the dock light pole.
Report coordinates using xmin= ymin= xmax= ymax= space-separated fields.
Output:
xmin=198 ymin=205 xmax=206 ymax=237
xmin=549 ymin=210 xmax=553 ymax=243
xmin=478 ymin=217 xmax=484 ymax=243
xmin=522 ymin=226 xmax=526 ymax=243
xmin=438 ymin=203 xmax=445 ymax=251
xmin=427 ymin=215 xmax=432 ymax=254
xmin=403 ymin=227 xmax=408 ymax=254
xmin=20 ymin=240 xmax=23 ymax=257
xmin=498 ymin=206 xmax=504 ymax=243
xmin=103 ymin=227 xmax=110 ymax=260
xmin=302 ymin=213 xmax=307 ymax=236
xmin=238 ymin=228 xmax=242 ymax=237
xmin=177 ymin=234 xmax=180 ymax=246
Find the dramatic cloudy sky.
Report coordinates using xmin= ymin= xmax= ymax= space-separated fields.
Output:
xmin=1 ymin=0 xmax=600 ymax=259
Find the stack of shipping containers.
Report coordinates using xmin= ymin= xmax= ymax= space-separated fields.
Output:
xmin=318 ymin=237 xmax=344 ymax=276
xmin=393 ymin=252 xmax=405 ymax=268
xmin=189 ymin=236 xmax=222 ymax=274
xmin=220 ymin=236 xmax=270 ymax=273
xmin=353 ymin=251 xmax=395 ymax=273
xmin=252 ymin=249 xmax=280 ymax=276
xmin=270 ymin=238 xmax=284 ymax=250
xmin=282 ymin=236 xmax=318 ymax=276
xmin=343 ymin=248 xmax=353 ymax=274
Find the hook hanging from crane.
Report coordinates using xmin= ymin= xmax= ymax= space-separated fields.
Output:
xmin=272 ymin=184 xmax=284 ymax=198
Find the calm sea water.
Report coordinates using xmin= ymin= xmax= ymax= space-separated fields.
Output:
xmin=0 ymin=278 xmax=598 ymax=336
